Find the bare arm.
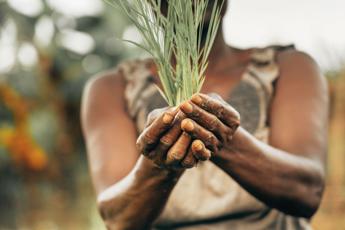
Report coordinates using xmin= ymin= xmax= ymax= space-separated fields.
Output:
xmin=81 ymin=71 xmax=210 ymax=229
xmin=180 ymin=51 xmax=328 ymax=218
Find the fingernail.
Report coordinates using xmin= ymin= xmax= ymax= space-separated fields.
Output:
xmin=180 ymin=101 xmax=193 ymax=113
xmin=181 ymin=119 xmax=194 ymax=131
xmin=191 ymin=94 xmax=202 ymax=104
xmin=193 ymin=140 xmax=203 ymax=151
xmin=163 ymin=113 xmax=174 ymax=124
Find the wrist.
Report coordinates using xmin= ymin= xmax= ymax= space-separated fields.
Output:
xmin=135 ymin=156 xmax=184 ymax=183
xmin=212 ymin=126 xmax=246 ymax=160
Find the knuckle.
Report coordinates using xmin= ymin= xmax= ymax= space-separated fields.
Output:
xmin=159 ymin=136 xmax=174 ymax=148
xmin=147 ymin=109 xmax=159 ymax=121
xmin=153 ymin=158 xmax=165 ymax=168
xmin=171 ymin=151 xmax=184 ymax=160
xmin=167 ymin=151 xmax=183 ymax=163
xmin=147 ymin=107 xmax=169 ymax=122
xmin=223 ymin=129 xmax=231 ymax=142
xmin=208 ymin=115 xmax=219 ymax=131
xmin=177 ymin=111 xmax=187 ymax=120
xmin=190 ymin=107 xmax=201 ymax=118
xmin=232 ymin=119 xmax=241 ymax=129
xmin=216 ymin=105 xmax=226 ymax=118
xmin=144 ymin=133 xmax=155 ymax=145
xmin=206 ymin=133 xmax=217 ymax=145
xmin=200 ymin=95 xmax=210 ymax=108
xmin=206 ymin=134 xmax=221 ymax=151
xmin=229 ymin=120 xmax=240 ymax=135
xmin=182 ymin=158 xmax=195 ymax=168
xmin=137 ymin=133 xmax=156 ymax=155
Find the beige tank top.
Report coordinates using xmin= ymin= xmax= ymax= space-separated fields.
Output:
xmin=119 ymin=46 xmax=312 ymax=229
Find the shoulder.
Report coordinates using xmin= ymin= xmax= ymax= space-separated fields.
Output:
xmin=83 ymin=57 xmax=153 ymax=96
xmin=81 ymin=59 xmax=136 ymax=132
xmin=275 ymin=49 xmax=328 ymax=95
xmin=82 ymin=68 xmax=125 ymax=116
xmin=83 ymin=69 xmax=124 ymax=102
xmin=81 ymin=69 xmax=125 ymax=132
xmin=81 ymin=58 xmax=154 ymax=130
xmin=276 ymin=49 xmax=322 ymax=81
xmin=82 ymin=58 xmax=152 ymax=108
xmin=277 ymin=49 xmax=319 ymax=75
xmin=269 ymin=48 xmax=329 ymax=124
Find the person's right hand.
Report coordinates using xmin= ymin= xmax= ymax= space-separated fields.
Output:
xmin=136 ymin=107 xmax=212 ymax=170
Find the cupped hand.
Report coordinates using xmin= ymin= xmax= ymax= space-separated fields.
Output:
xmin=136 ymin=106 xmax=212 ymax=170
xmin=179 ymin=93 xmax=241 ymax=157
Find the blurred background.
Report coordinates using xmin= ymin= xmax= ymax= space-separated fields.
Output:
xmin=0 ymin=0 xmax=344 ymax=229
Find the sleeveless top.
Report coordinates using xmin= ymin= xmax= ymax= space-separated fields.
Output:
xmin=119 ymin=46 xmax=312 ymax=230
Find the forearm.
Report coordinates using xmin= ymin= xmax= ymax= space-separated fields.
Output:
xmin=97 ymin=156 xmax=183 ymax=230
xmin=212 ymin=127 xmax=325 ymax=218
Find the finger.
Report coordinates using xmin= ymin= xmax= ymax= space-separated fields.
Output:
xmin=191 ymin=93 xmax=240 ymax=129
xmin=208 ymin=92 xmax=224 ymax=102
xmin=165 ymin=132 xmax=191 ymax=166
xmin=191 ymin=140 xmax=212 ymax=161
xmin=181 ymin=148 xmax=197 ymax=168
xmin=180 ymin=101 xmax=232 ymax=141
xmin=181 ymin=118 xmax=221 ymax=153
xmin=146 ymin=107 xmax=170 ymax=127
xmin=136 ymin=108 xmax=178 ymax=155
xmin=149 ymin=111 xmax=186 ymax=160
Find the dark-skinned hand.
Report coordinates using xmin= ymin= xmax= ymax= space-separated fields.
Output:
xmin=179 ymin=93 xmax=241 ymax=157
xmin=136 ymin=106 xmax=212 ymax=170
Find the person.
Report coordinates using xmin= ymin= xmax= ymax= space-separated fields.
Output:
xmin=81 ymin=1 xmax=328 ymax=229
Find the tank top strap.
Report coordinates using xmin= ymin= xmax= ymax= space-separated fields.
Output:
xmin=240 ymin=45 xmax=295 ymax=141
xmin=119 ymin=58 xmax=157 ymax=132
xmin=247 ymin=44 xmax=295 ymax=102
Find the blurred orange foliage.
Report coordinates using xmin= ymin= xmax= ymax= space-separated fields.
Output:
xmin=0 ymin=84 xmax=47 ymax=171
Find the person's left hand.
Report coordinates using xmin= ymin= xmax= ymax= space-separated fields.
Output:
xmin=179 ymin=93 xmax=241 ymax=157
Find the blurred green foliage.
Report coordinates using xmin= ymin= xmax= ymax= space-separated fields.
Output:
xmin=0 ymin=0 xmax=143 ymax=228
